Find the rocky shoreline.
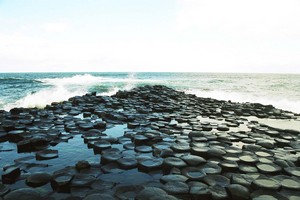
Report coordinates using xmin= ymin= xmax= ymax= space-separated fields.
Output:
xmin=0 ymin=85 xmax=299 ymax=199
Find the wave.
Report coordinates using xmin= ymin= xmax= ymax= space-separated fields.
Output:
xmin=3 ymin=73 xmax=153 ymax=110
xmin=187 ymin=89 xmax=300 ymax=114
xmin=0 ymin=77 xmax=42 ymax=84
xmin=37 ymin=73 xmax=157 ymax=85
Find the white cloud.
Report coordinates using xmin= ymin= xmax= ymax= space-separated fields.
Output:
xmin=0 ymin=1 xmax=299 ymax=72
xmin=42 ymin=21 xmax=71 ymax=33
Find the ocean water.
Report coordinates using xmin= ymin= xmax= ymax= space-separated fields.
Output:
xmin=0 ymin=72 xmax=300 ymax=113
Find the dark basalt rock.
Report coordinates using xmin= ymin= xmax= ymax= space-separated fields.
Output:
xmin=117 ymin=157 xmax=137 ymax=169
xmin=251 ymin=175 xmax=281 ymax=190
xmin=136 ymin=187 xmax=168 ymax=200
xmin=137 ymin=158 xmax=163 ymax=172
xmin=256 ymin=162 xmax=282 ymax=174
xmin=26 ymin=172 xmax=52 ymax=187
xmin=181 ymin=167 xmax=206 ymax=181
xmin=284 ymin=167 xmax=300 ymax=177
xmin=0 ymin=85 xmax=299 ymax=199
xmin=83 ymin=193 xmax=115 ymax=200
xmin=250 ymin=190 xmax=288 ymax=200
xmin=226 ymin=184 xmax=250 ymax=200
xmin=181 ymin=154 xmax=206 ymax=166
xmin=7 ymin=130 xmax=25 ymax=142
xmin=51 ymin=173 xmax=74 ymax=192
xmin=189 ymin=181 xmax=211 ymax=200
xmin=75 ymin=160 xmax=91 ymax=171
xmin=92 ymin=140 xmax=111 ymax=153
xmin=203 ymin=174 xmax=230 ymax=187
xmin=0 ymin=184 xmax=10 ymax=196
xmin=160 ymin=174 xmax=188 ymax=183
xmin=163 ymin=181 xmax=189 ymax=195
xmin=162 ymin=157 xmax=187 ymax=171
xmin=273 ymin=175 xmax=300 ymax=190
xmin=36 ymin=149 xmax=58 ymax=160
xmin=71 ymin=174 xmax=96 ymax=187
xmin=209 ymin=184 xmax=229 ymax=200
xmin=3 ymin=188 xmax=41 ymax=200
xmin=2 ymin=167 xmax=21 ymax=184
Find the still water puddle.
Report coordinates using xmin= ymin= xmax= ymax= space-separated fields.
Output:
xmin=0 ymin=124 xmax=128 ymax=174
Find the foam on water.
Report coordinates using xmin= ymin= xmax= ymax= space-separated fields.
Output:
xmin=187 ymin=89 xmax=300 ymax=113
xmin=4 ymin=85 xmax=87 ymax=110
xmin=3 ymin=73 xmax=152 ymax=110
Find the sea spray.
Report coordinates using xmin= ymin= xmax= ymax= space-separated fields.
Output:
xmin=0 ymin=72 xmax=299 ymax=114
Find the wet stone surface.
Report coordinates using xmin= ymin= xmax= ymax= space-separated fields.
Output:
xmin=0 ymin=85 xmax=300 ymax=199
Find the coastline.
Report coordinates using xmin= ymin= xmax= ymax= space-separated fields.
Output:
xmin=0 ymin=85 xmax=299 ymax=199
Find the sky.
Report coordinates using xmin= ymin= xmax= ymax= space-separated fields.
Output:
xmin=0 ymin=0 xmax=300 ymax=73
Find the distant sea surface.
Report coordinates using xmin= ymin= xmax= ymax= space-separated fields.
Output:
xmin=1 ymin=72 xmax=300 ymax=113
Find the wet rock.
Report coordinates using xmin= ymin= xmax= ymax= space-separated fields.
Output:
xmin=137 ymin=158 xmax=163 ymax=172
xmin=160 ymin=174 xmax=188 ymax=183
xmin=101 ymin=148 xmax=121 ymax=164
xmin=181 ymin=154 xmax=206 ymax=166
xmin=256 ymin=162 xmax=282 ymax=174
xmin=162 ymin=157 xmax=187 ymax=171
xmin=101 ymin=163 xmax=123 ymax=173
xmin=51 ymin=173 xmax=73 ymax=193
xmin=181 ymin=167 xmax=206 ymax=181
xmin=239 ymin=153 xmax=258 ymax=164
xmin=209 ymin=184 xmax=228 ymax=200
xmin=230 ymin=174 xmax=253 ymax=189
xmin=256 ymin=140 xmax=274 ymax=149
xmin=71 ymin=174 xmax=96 ymax=187
xmin=36 ymin=149 xmax=58 ymax=160
xmin=226 ymin=184 xmax=250 ymax=200
xmin=250 ymin=190 xmax=287 ymax=200
xmin=7 ymin=130 xmax=25 ymax=142
xmin=189 ymin=181 xmax=211 ymax=200
xmin=203 ymin=174 xmax=230 ymax=187
xmin=251 ymin=175 xmax=281 ymax=190
xmin=284 ymin=167 xmax=300 ymax=177
xmin=3 ymin=188 xmax=41 ymax=200
xmin=199 ymin=162 xmax=222 ymax=175
xmin=136 ymin=187 xmax=168 ymax=200
xmin=163 ymin=181 xmax=189 ymax=195
xmin=220 ymin=160 xmax=239 ymax=172
xmin=16 ymin=139 xmax=33 ymax=153
xmin=115 ymin=185 xmax=143 ymax=200
xmin=117 ymin=157 xmax=138 ymax=169
xmin=75 ymin=160 xmax=91 ymax=171
xmin=26 ymin=172 xmax=52 ymax=187
xmin=83 ymin=193 xmax=115 ymax=200
xmin=133 ymin=135 xmax=148 ymax=146
xmin=135 ymin=145 xmax=152 ymax=153
xmin=93 ymin=140 xmax=111 ymax=153
xmin=239 ymin=163 xmax=258 ymax=173
xmin=0 ymin=184 xmax=10 ymax=196
xmin=170 ymin=142 xmax=190 ymax=153
xmin=273 ymin=175 xmax=300 ymax=190
xmin=2 ymin=167 xmax=21 ymax=184
xmin=207 ymin=148 xmax=226 ymax=159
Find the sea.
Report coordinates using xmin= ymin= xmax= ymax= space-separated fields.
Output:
xmin=0 ymin=72 xmax=300 ymax=114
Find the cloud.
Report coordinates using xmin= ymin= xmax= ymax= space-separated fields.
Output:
xmin=42 ymin=21 xmax=71 ymax=33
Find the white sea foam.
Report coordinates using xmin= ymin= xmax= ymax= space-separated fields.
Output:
xmin=3 ymin=73 xmax=153 ymax=110
xmin=4 ymin=85 xmax=87 ymax=110
xmin=187 ymin=89 xmax=300 ymax=113
xmin=38 ymin=73 xmax=156 ymax=85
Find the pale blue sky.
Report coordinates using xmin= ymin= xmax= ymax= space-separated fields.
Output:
xmin=0 ymin=0 xmax=300 ymax=73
